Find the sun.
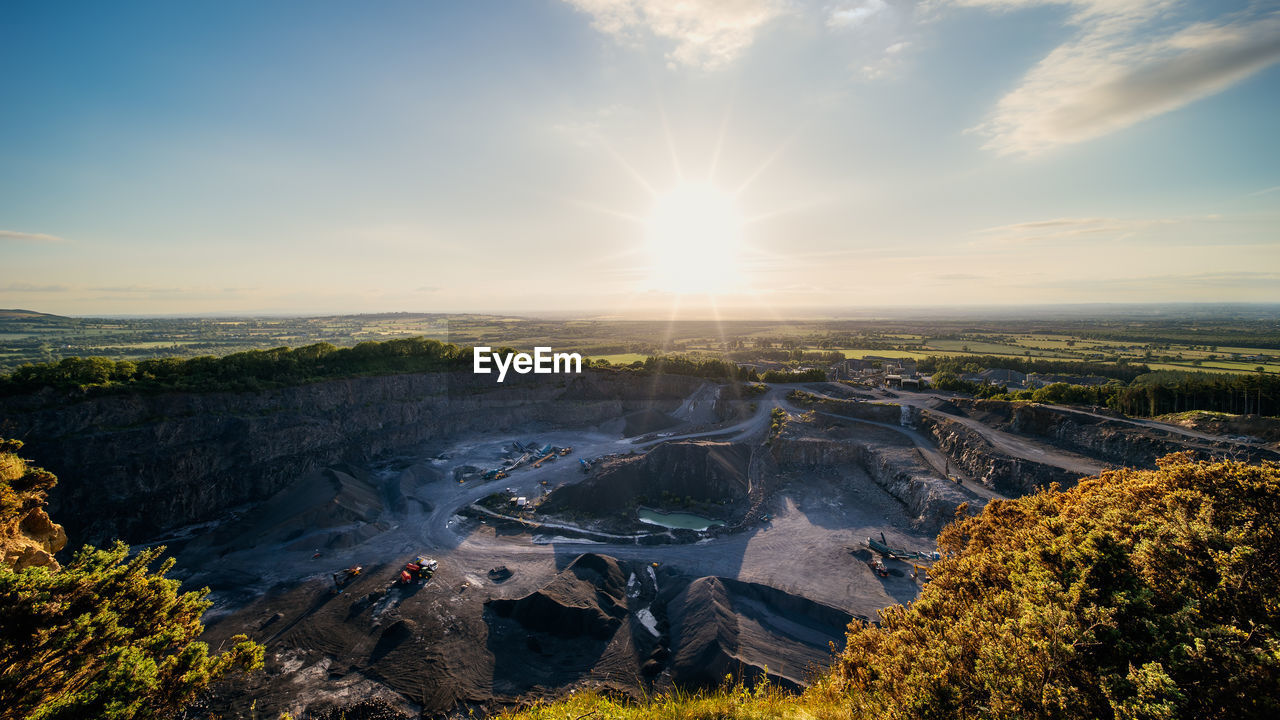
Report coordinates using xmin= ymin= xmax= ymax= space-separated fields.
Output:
xmin=645 ymin=182 xmax=744 ymax=294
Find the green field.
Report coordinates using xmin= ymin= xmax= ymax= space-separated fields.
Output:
xmin=2 ymin=310 xmax=1278 ymax=377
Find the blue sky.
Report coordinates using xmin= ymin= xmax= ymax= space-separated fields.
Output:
xmin=2 ymin=0 xmax=1278 ymax=316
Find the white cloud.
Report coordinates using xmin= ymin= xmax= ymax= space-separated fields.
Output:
xmin=827 ymin=0 xmax=889 ymax=29
xmin=954 ymin=1 xmax=1280 ymax=155
xmin=563 ymin=0 xmax=789 ymax=69
xmin=0 ymin=229 xmax=64 ymax=243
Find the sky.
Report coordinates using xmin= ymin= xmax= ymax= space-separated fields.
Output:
xmin=2 ymin=0 xmax=1279 ymax=317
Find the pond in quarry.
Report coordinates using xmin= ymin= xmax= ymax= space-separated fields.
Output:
xmin=637 ymin=507 xmax=725 ymax=531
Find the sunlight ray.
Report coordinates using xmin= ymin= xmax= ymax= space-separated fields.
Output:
xmin=707 ymin=101 xmax=735 ymax=185
xmin=733 ymin=131 xmax=800 ymax=197
xmin=601 ymin=142 xmax=660 ymax=198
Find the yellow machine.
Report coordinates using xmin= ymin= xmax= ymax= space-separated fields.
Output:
xmin=911 ymin=563 xmax=932 ymax=581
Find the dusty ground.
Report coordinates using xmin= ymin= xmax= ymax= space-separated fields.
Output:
xmin=176 ymin=381 xmax=1267 ymax=718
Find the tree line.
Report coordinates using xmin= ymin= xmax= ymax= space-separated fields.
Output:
xmin=919 ymin=355 xmax=1150 ymax=383
xmin=932 ymin=368 xmax=1280 ymax=417
xmin=0 ymin=338 xmax=470 ymax=395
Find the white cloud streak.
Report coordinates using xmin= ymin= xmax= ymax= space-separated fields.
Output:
xmin=954 ymin=1 xmax=1280 ymax=155
xmin=0 ymin=229 xmax=64 ymax=243
xmin=563 ymin=0 xmax=789 ymax=69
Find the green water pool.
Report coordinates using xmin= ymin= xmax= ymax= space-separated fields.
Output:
xmin=637 ymin=507 xmax=724 ymax=531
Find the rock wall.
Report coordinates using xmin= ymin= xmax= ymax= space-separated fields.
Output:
xmin=541 ymin=441 xmax=752 ymax=517
xmin=946 ymin=399 xmax=1278 ymax=468
xmin=0 ymin=371 xmax=704 ymax=546
xmin=917 ymin=412 xmax=1082 ymax=494
xmin=770 ymin=436 xmax=967 ymax=531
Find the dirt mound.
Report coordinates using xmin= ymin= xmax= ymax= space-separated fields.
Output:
xmin=668 ymin=577 xmax=853 ymax=690
xmin=485 ymin=553 xmax=660 ymax=697
xmin=371 ymin=619 xmax=417 ymax=663
xmin=623 ymin=408 xmax=681 ymax=437
xmin=540 ymin=442 xmax=752 ymax=517
xmin=487 ymin=553 xmax=628 ymax=640
xmin=181 ymin=464 xmax=388 ymax=559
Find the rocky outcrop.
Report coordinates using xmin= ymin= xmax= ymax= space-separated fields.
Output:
xmin=0 ymin=441 xmax=67 ymax=570
xmin=2 ymin=505 xmax=67 ymax=571
xmin=918 ymin=412 xmax=1082 ymax=494
xmin=0 ymin=371 xmax=705 ymax=546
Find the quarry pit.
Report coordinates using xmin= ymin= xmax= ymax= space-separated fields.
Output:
xmin=5 ymin=370 xmax=1275 ymax=719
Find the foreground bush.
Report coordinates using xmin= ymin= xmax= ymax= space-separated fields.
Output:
xmin=0 ymin=543 xmax=264 ymax=720
xmin=0 ymin=440 xmax=263 ymax=720
xmin=828 ymin=453 xmax=1280 ymax=719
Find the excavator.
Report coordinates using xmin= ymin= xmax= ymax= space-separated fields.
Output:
xmin=332 ymin=565 xmax=362 ymax=592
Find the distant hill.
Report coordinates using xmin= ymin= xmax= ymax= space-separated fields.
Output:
xmin=0 ymin=309 xmax=71 ymax=321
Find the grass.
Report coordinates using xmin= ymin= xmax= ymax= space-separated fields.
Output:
xmin=493 ymin=678 xmax=852 ymax=720
xmin=1144 ymin=362 xmax=1266 ymax=375
xmin=836 ymin=349 xmax=928 ymax=359
xmin=593 ymin=353 xmax=649 ymax=365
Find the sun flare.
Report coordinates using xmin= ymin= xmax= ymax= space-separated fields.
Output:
xmin=645 ymin=182 xmax=744 ymax=294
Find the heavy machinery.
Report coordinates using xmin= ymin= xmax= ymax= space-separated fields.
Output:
xmin=868 ymin=557 xmax=889 ymax=577
xmin=911 ymin=563 xmax=932 ymax=582
xmin=867 ymin=532 xmax=897 ymax=557
xmin=558 ymin=446 xmax=572 ymax=456
xmin=532 ymin=452 xmax=557 ymax=469
xmin=579 ymin=457 xmax=591 ymax=472
xmin=398 ymin=556 xmax=438 ymax=585
xmin=332 ymin=565 xmax=362 ymax=591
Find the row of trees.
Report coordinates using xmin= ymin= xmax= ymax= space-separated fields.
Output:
xmin=637 ymin=355 xmax=757 ymax=381
xmin=934 ymin=368 xmax=1280 ymax=417
xmin=918 ymin=355 xmax=1149 ymax=383
xmin=725 ymin=348 xmax=847 ymax=364
xmin=0 ymin=338 xmax=471 ymax=395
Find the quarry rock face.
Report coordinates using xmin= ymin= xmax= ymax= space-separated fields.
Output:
xmin=770 ymin=435 xmax=968 ymax=532
xmin=541 ymin=441 xmax=753 ymax=517
xmin=0 ymin=371 xmax=705 ymax=545
xmin=917 ymin=412 xmax=1082 ymax=494
xmin=935 ymin=399 xmax=1278 ymax=472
